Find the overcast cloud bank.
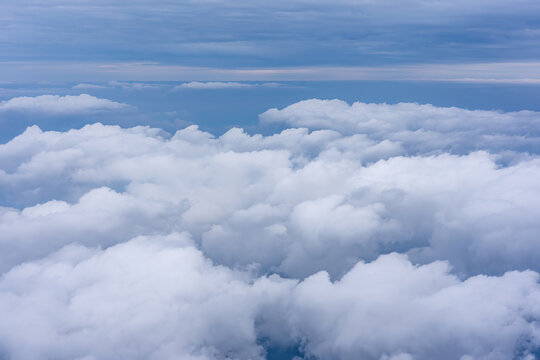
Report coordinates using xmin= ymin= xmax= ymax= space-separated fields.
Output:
xmin=2 ymin=0 xmax=540 ymax=76
xmin=1 ymin=99 xmax=539 ymax=359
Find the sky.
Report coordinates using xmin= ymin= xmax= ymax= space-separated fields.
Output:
xmin=2 ymin=0 xmax=540 ymax=139
xmin=1 ymin=0 xmax=540 ymax=81
xmin=1 ymin=1 xmax=540 ymax=360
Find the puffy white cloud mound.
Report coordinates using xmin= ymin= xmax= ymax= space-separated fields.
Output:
xmin=289 ymin=254 xmax=540 ymax=360
xmin=1 ymin=119 xmax=539 ymax=277
xmin=0 ymin=234 xmax=293 ymax=360
xmin=1 ymin=99 xmax=540 ymax=359
xmin=0 ymin=94 xmax=130 ymax=114
xmin=0 ymin=241 xmax=538 ymax=360
xmin=260 ymin=99 xmax=540 ymax=155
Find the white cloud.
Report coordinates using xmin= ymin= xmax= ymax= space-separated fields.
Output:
xmin=0 ymin=94 xmax=130 ymax=114
xmin=1 ymin=105 xmax=539 ymax=277
xmin=0 ymin=234 xmax=290 ymax=360
xmin=1 ymin=99 xmax=540 ymax=359
xmin=288 ymin=253 xmax=540 ymax=360
xmin=0 ymin=186 xmax=183 ymax=272
xmin=0 ymin=240 xmax=538 ymax=360
xmin=260 ymin=99 xmax=540 ymax=156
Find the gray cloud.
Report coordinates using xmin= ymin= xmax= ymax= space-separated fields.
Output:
xmin=1 ymin=0 xmax=540 ymax=82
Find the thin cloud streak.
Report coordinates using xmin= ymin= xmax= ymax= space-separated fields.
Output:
xmin=173 ymin=82 xmax=282 ymax=90
xmin=2 ymin=61 xmax=540 ymax=83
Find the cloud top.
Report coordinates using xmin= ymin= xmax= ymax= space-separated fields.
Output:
xmin=1 ymin=99 xmax=540 ymax=359
xmin=1 ymin=238 xmax=539 ymax=360
xmin=260 ymin=99 xmax=540 ymax=155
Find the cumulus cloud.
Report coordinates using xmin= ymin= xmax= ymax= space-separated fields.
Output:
xmin=0 ymin=234 xmax=285 ymax=360
xmin=0 ymin=186 xmax=183 ymax=272
xmin=260 ymin=99 xmax=540 ymax=156
xmin=288 ymin=254 xmax=540 ymax=360
xmin=1 ymin=99 xmax=540 ymax=359
xmin=0 ymin=239 xmax=538 ymax=360
xmin=1 ymin=111 xmax=539 ymax=277
xmin=0 ymin=94 xmax=130 ymax=114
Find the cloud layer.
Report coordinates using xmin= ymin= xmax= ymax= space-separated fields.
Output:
xmin=2 ymin=0 xmax=540 ymax=72
xmin=1 ymin=99 xmax=540 ymax=359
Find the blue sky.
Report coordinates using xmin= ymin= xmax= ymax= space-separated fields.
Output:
xmin=2 ymin=80 xmax=540 ymax=144
xmin=1 ymin=0 xmax=540 ymax=139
